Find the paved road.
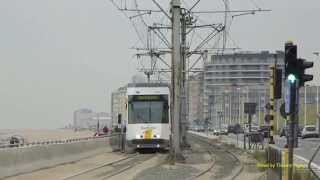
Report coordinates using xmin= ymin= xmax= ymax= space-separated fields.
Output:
xmin=227 ymin=133 xmax=320 ymax=167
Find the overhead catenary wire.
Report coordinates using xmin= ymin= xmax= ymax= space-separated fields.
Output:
xmin=112 ymin=0 xmax=253 ymax=65
xmin=151 ymin=0 xmax=171 ymax=20
xmin=189 ymin=0 xmax=201 ymax=11
xmin=248 ymin=0 xmax=261 ymax=10
xmin=192 ymin=9 xmax=271 ymax=14
xmin=133 ymin=0 xmax=171 ymax=77
xmin=109 ymin=0 xmax=146 ymax=47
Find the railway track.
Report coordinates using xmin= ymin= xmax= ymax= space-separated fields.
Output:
xmin=188 ymin=148 xmax=216 ymax=180
xmin=62 ymin=152 xmax=156 ymax=180
xmin=188 ymin=133 xmax=244 ymax=180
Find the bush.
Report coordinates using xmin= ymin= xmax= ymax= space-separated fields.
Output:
xmin=251 ymin=150 xmax=267 ymax=172
xmin=293 ymin=168 xmax=317 ymax=180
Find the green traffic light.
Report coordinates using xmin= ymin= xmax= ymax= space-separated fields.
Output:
xmin=288 ymin=74 xmax=296 ymax=83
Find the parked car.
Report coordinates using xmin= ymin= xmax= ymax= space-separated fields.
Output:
xmin=244 ymin=124 xmax=259 ymax=133
xmin=227 ymin=124 xmax=244 ymax=134
xmin=280 ymin=126 xmax=302 ymax=137
xmin=251 ymin=126 xmax=259 ymax=132
xmin=234 ymin=123 xmax=244 ymax=134
xmin=192 ymin=126 xmax=205 ymax=132
xmin=228 ymin=125 xmax=235 ymax=133
xmin=213 ymin=129 xmax=220 ymax=135
xmin=298 ymin=126 xmax=303 ymax=137
xmin=221 ymin=127 xmax=228 ymax=135
xmin=6 ymin=135 xmax=25 ymax=147
xmin=258 ymin=125 xmax=270 ymax=138
xmin=213 ymin=128 xmax=228 ymax=135
xmin=301 ymin=125 xmax=319 ymax=139
xmin=208 ymin=127 xmax=214 ymax=132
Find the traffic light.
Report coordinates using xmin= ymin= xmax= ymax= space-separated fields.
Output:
xmin=297 ymin=58 xmax=313 ymax=87
xmin=264 ymin=103 xmax=274 ymax=125
xmin=264 ymin=114 xmax=274 ymax=123
xmin=284 ymin=42 xmax=298 ymax=79
xmin=274 ymin=68 xmax=282 ymax=99
xmin=285 ymin=42 xmax=314 ymax=87
xmin=117 ymin=114 xmax=122 ymax=124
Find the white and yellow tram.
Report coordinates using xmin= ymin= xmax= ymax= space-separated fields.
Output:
xmin=125 ymin=83 xmax=170 ymax=151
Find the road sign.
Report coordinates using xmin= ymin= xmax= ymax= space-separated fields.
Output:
xmin=244 ymin=103 xmax=256 ymax=114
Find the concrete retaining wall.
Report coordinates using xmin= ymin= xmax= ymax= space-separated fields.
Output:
xmin=0 ymin=135 xmax=118 ymax=179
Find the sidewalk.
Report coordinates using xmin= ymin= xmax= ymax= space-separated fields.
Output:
xmin=189 ymin=131 xmax=257 ymax=151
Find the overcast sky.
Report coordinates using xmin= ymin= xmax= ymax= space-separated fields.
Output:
xmin=0 ymin=0 xmax=319 ymax=129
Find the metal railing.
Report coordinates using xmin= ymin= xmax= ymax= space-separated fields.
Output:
xmin=0 ymin=133 xmax=120 ymax=149
xmin=266 ymin=144 xmax=283 ymax=180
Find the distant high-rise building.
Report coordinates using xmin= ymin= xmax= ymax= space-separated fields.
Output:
xmin=203 ymin=51 xmax=285 ymax=126
xmin=188 ymin=73 xmax=204 ymax=125
xmin=73 ymin=109 xmax=111 ymax=130
xmin=73 ymin=108 xmax=93 ymax=130
xmin=111 ymin=85 xmax=127 ymax=127
xmin=91 ymin=112 xmax=112 ymax=129
xmin=298 ymin=85 xmax=320 ymax=126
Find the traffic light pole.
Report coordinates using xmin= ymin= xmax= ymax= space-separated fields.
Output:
xmin=284 ymin=42 xmax=297 ymax=180
xmin=288 ymin=113 xmax=294 ymax=180
xmin=287 ymin=79 xmax=298 ymax=180
xmin=285 ymin=76 xmax=300 ymax=180
xmin=284 ymin=41 xmax=314 ymax=180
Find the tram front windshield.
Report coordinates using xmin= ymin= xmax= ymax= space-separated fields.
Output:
xmin=128 ymin=95 xmax=169 ymax=124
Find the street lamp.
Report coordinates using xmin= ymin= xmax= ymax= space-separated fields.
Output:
xmin=313 ymin=52 xmax=319 ymax=114
xmin=237 ymin=87 xmax=241 ymax=124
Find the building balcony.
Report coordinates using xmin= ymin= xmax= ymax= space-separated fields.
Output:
xmin=205 ymin=69 xmax=271 ymax=73
xmin=204 ymin=76 xmax=269 ymax=80
xmin=205 ymin=63 xmax=273 ymax=67
xmin=205 ymin=82 xmax=268 ymax=86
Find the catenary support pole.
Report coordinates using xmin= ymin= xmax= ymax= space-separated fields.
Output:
xmin=171 ymin=0 xmax=182 ymax=162
xmin=180 ymin=9 xmax=188 ymax=148
xmin=317 ymin=86 xmax=319 ymax=114
xmin=258 ymin=92 xmax=261 ymax=126
xmin=229 ymin=94 xmax=232 ymax=125
xmin=238 ymin=89 xmax=241 ymax=124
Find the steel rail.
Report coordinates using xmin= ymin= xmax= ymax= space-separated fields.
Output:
xmin=188 ymin=148 xmax=216 ymax=180
xmin=101 ymin=154 xmax=155 ymax=180
xmin=62 ymin=153 xmax=156 ymax=180
xmin=61 ymin=153 xmax=138 ymax=180
xmin=187 ymin=133 xmax=244 ymax=180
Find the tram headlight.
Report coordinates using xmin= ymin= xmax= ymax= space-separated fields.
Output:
xmin=136 ymin=135 xmax=141 ymax=139
xmin=153 ymin=134 xmax=160 ymax=138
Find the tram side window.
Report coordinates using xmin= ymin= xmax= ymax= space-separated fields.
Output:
xmin=161 ymin=103 xmax=169 ymax=123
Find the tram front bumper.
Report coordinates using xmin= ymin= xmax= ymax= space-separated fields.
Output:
xmin=128 ymin=139 xmax=169 ymax=149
